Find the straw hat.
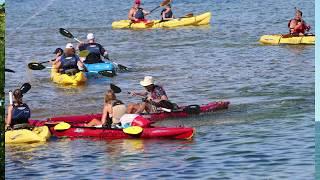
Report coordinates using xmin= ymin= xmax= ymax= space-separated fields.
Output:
xmin=140 ymin=76 xmax=154 ymax=87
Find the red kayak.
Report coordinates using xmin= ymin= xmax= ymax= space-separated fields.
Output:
xmin=39 ymin=101 xmax=229 ymax=124
xmin=49 ymin=126 xmax=194 ymax=140
xmin=28 ymin=120 xmax=194 ymax=140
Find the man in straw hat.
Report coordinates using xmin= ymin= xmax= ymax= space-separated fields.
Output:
xmin=288 ymin=8 xmax=310 ymax=35
xmin=127 ymin=76 xmax=174 ymax=114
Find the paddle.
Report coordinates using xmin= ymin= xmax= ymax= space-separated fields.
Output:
xmin=59 ymin=28 xmax=129 ymax=71
xmin=149 ymin=0 xmax=171 ymax=13
xmin=20 ymin=83 xmax=31 ymax=94
xmin=5 ymin=68 xmax=15 ymax=73
xmin=54 ymin=122 xmax=71 ymax=131
xmin=110 ymin=83 xmax=121 ymax=93
xmin=123 ymin=126 xmax=143 ymax=135
xmin=28 ymin=59 xmax=55 ymax=70
xmin=28 ymin=61 xmax=114 ymax=77
xmin=53 ymin=121 xmax=143 ymax=135
xmin=9 ymin=83 xmax=31 ymax=105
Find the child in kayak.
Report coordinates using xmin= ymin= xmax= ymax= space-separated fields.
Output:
xmin=78 ymin=33 xmax=109 ymax=64
xmin=53 ymin=43 xmax=84 ymax=75
xmin=127 ymin=76 xmax=175 ymax=114
xmin=85 ymin=90 xmax=127 ymax=129
xmin=5 ymin=89 xmax=31 ymax=129
xmin=288 ymin=8 xmax=310 ymax=35
xmin=128 ymin=0 xmax=150 ymax=23
xmin=161 ymin=4 xmax=174 ymax=21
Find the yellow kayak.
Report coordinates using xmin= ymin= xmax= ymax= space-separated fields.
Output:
xmin=259 ymin=34 xmax=315 ymax=45
xmin=50 ymin=68 xmax=87 ymax=86
xmin=5 ymin=126 xmax=51 ymax=144
xmin=112 ymin=12 xmax=211 ymax=29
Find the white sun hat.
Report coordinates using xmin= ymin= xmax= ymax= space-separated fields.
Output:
xmin=140 ymin=76 xmax=154 ymax=87
xmin=65 ymin=43 xmax=73 ymax=49
xmin=87 ymin=33 xmax=95 ymax=40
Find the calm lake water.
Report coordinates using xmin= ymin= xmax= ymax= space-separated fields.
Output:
xmin=5 ymin=0 xmax=314 ymax=179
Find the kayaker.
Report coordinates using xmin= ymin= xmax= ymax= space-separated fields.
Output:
xmin=53 ymin=47 xmax=63 ymax=58
xmin=78 ymin=33 xmax=109 ymax=64
xmin=85 ymin=90 xmax=127 ymax=129
xmin=5 ymin=89 xmax=31 ymax=129
xmin=127 ymin=76 xmax=174 ymax=114
xmin=160 ymin=4 xmax=174 ymax=21
xmin=288 ymin=8 xmax=310 ymax=35
xmin=53 ymin=43 xmax=84 ymax=75
xmin=128 ymin=0 xmax=150 ymax=23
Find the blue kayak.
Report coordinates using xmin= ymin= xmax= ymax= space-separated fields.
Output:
xmin=84 ymin=61 xmax=116 ymax=77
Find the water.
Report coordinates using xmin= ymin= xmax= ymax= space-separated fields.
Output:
xmin=5 ymin=0 xmax=314 ymax=179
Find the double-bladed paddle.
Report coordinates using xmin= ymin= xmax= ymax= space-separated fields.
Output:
xmin=28 ymin=61 xmax=115 ymax=77
xmin=5 ymin=69 xmax=15 ymax=73
xmin=59 ymin=28 xmax=129 ymax=72
xmin=53 ymin=121 xmax=143 ymax=135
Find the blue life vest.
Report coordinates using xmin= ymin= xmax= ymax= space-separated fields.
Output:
xmin=135 ymin=8 xmax=145 ymax=19
xmin=12 ymin=103 xmax=31 ymax=125
xmin=60 ymin=54 xmax=79 ymax=71
xmin=85 ymin=43 xmax=103 ymax=63
xmin=161 ymin=9 xmax=173 ymax=19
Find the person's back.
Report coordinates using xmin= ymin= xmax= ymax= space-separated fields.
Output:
xmin=78 ymin=33 xmax=107 ymax=64
xmin=161 ymin=4 xmax=174 ymax=21
xmin=5 ymin=89 xmax=31 ymax=129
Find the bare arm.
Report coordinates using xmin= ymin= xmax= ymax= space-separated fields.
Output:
xmin=101 ymin=104 xmax=111 ymax=125
xmin=128 ymin=8 xmax=136 ymax=21
xmin=5 ymin=105 xmax=13 ymax=127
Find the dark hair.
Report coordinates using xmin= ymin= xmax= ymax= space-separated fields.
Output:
xmin=13 ymin=89 xmax=23 ymax=105
xmin=296 ymin=9 xmax=302 ymax=16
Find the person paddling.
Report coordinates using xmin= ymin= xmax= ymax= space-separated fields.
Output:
xmin=288 ymin=8 xmax=310 ymax=35
xmin=160 ymin=4 xmax=174 ymax=21
xmin=128 ymin=0 xmax=150 ymax=23
xmin=5 ymin=89 xmax=31 ymax=129
xmin=127 ymin=76 xmax=174 ymax=114
xmin=85 ymin=90 xmax=127 ymax=129
xmin=78 ymin=33 xmax=109 ymax=64
xmin=53 ymin=43 xmax=84 ymax=75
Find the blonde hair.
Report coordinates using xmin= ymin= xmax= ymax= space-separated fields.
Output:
xmin=104 ymin=90 xmax=116 ymax=104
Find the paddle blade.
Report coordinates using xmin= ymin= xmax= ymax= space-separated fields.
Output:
xmin=20 ymin=83 xmax=31 ymax=94
xmin=59 ymin=28 xmax=74 ymax=39
xmin=79 ymin=50 xmax=89 ymax=57
xmin=160 ymin=0 xmax=171 ymax=6
xmin=110 ymin=83 xmax=121 ymax=93
xmin=28 ymin=62 xmax=46 ymax=70
xmin=54 ymin=122 xmax=71 ymax=131
xmin=5 ymin=68 xmax=15 ymax=73
xmin=123 ymin=126 xmax=143 ymax=135
xmin=117 ymin=64 xmax=129 ymax=71
xmin=98 ymin=70 xmax=116 ymax=77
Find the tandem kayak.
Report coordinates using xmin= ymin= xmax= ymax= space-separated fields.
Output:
xmin=5 ymin=126 xmax=51 ymax=144
xmin=47 ymin=125 xmax=194 ymax=140
xmin=29 ymin=117 xmax=194 ymax=140
xmin=31 ymin=101 xmax=230 ymax=124
xmin=112 ymin=12 xmax=211 ymax=29
xmin=84 ymin=62 xmax=116 ymax=77
xmin=259 ymin=34 xmax=315 ymax=45
xmin=50 ymin=69 xmax=87 ymax=86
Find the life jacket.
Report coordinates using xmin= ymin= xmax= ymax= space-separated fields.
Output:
xmin=60 ymin=54 xmax=79 ymax=71
xmin=161 ymin=8 xmax=173 ymax=19
xmin=11 ymin=103 xmax=31 ymax=126
xmin=135 ymin=8 xmax=145 ymax=19
xmin=85 ymin=43 xmax=103 ymax=64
